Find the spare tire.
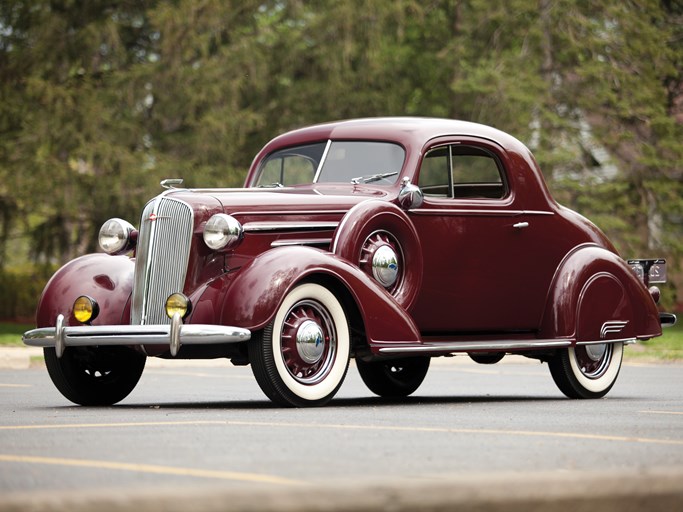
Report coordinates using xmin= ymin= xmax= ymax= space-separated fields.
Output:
xmin=331 ymin=200 xmax=423 ymax=310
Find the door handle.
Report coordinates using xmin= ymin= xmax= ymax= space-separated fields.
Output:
xmin=513 ymin=222 xmax=529 ymax=229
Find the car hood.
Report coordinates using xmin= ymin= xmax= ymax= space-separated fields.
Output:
xmin=162 ymin=185 xmax=393 ymax=218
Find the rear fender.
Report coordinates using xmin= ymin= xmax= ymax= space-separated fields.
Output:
xmin=539 ymin=244 xmax=661 ymax=342
xmin=218 ymin=246 xmax=421 ymax=345
xmin=35 ymin=254 xmax=134 ymax=328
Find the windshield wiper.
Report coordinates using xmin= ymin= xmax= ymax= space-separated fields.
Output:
xmin=350 ymin=172 xmax=398 ymax=184
xmin=258 ymin=182 xmax=284 ymax=188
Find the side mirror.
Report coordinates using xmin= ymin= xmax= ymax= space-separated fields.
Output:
xmin=397 ymin=177 xmax=424 ymax=210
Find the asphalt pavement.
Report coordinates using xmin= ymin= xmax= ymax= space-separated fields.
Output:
xmin=1 ymin=348 xmax=682 ymax=511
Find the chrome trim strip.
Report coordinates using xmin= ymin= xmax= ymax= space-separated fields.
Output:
xmin=410 ymin=209 xmax=554 ymax=217
xmin=599 ymin=320 xmax=628 ymax=339
xmin=271 ymin=238 xmax=331 ymax=247
xmin=243 ymin=221 xmax=338 ymax=233
xmin=576 ymin=337 xmax=636 ymax=346
xmin=377 ymin=339 xmax=572 ymax=354
xmin=23 ymin=323 xmax=251 ymax=352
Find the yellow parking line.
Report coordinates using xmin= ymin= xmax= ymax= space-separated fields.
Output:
xmin=640 ymin=410 xmax=683 ymax=416
xmin=223 ymin=421 xmax=683 ymax=446
xmin=0 ymin=454 xmax=302 ymax=486
xmin=0 ymin=384 xmax=31 ymax=388
xmin=2 ymin=419 xmax=682 ymax=446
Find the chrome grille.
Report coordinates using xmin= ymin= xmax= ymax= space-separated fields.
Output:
xmin=131 ymin=196 xmax=194 ymax=325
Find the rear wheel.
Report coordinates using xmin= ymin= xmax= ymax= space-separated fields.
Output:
xmin=356 ymin=357 xmax=430 ymax=397
xmin=44 ymin=346 xmax=146 ymax=405
xmin=249 ymin=283 xmax=350 ymax=407
xmin=548 ymin=342 xmax=623 ymax=399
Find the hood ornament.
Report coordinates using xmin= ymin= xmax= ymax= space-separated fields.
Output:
xmin=160 ymin=178 xmax=184 ymax=190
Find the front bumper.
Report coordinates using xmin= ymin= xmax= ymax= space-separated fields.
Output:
xmin=22 ymin=314 xmax=251 ymax=358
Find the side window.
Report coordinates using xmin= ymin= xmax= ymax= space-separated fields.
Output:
xmin=418 ymin=147 xmax=450 ymax=197
xmin=418 ymin=145 xmax=507 ymax=200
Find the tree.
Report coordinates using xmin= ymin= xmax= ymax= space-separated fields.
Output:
xmin=1 ymin=1 xmax=160 ymax=263
xmin=0 ymin=0 xmax=681 ymax=310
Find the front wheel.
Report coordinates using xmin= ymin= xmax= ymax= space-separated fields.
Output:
xmin=44 ymin=346 xmax=146 ymax=405
xmin=548 ymin=342 xmax=623 ymax=399
xmin=248 ymin=283 xmax=351 ymax=407
xmin=356 ymin=357 xmax=430 ymax=398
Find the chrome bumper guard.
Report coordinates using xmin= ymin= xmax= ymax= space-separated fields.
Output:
xmin=22 ymin=314 xmax=251 ymax=358
xmin=660 ymin=313 xmax=677 ymax=328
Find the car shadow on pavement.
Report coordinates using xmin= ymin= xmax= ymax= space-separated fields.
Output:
xmin=33 ymin=394 xmax=570 ymax=411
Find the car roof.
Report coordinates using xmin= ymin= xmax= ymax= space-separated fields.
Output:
xmin=260 ymin=117 xmax=527 ymax=153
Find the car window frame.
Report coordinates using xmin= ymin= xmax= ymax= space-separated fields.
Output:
xmin=417 ymin=139 xmax=511 ymax=204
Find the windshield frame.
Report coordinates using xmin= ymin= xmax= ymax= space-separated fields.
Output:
xmin=253 ymin=139 xmax=406 ymax=188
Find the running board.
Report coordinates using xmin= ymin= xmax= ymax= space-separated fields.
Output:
xmin=376 ymin=339 xmax=572 ymax=355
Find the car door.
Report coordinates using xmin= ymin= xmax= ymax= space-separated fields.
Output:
xmin=408 ymin=138 xmax=558 ymax=334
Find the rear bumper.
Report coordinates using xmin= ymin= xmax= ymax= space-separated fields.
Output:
xmin=22 ymin=314 xmax=251 ymax=358
xmin=660 ymin=313 xmax=677 ymax=328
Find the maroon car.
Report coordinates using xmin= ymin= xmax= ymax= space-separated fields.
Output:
xmin=24 ymin=118 xmax=676 ymax=407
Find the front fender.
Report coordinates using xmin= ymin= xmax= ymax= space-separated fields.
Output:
xmin=539 ymin=244 xmax=661 ymax=342
xmin=36 ymin=254 xmax=134 ymax=328
xmin=217 ymin=246 xmax=421 ymax=344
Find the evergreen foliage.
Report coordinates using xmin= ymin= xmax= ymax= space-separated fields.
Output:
xmin=1 ymin=1 xmax=681 ymax=306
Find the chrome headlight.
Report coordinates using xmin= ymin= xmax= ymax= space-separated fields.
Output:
xmin=98 ymin=218 xmax=136 ymax=255
xmin=203 ymin=214 xmax=243 ymax=251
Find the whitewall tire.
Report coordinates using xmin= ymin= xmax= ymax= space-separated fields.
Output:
xmin=249 ymin=283 xmax=350 ymax=407
xmin=549 ymin=342 xmax=624 ymax=399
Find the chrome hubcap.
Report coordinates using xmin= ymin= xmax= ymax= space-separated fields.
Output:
xmin=296 ymin=320 xmax=325 ymax=364
xmin=585 ymin=343 xmax=607 ymax=362
xmin=361 ymin=231 xmax=403 ymax=293
xmin=575 ymin=343 xmax=613 ymax=379
xmin=280 ymin=299 xmax=337 ymax=384
xmin=372 ymin=245 xmax=399 ymax=288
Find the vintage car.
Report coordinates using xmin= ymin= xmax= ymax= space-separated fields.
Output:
xmin=24 ymin=118 xmax=676 ymax=407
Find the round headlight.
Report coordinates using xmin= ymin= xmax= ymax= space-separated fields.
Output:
xmin=203 ymin=214 xmax=243 ymax=251
xmin=73 ymin=295 xmax=99 ymax=324
xmin=165 ymin=293 xmax=192 ymax=319
xmin=99 ymin=218 xmax=136 ymax=255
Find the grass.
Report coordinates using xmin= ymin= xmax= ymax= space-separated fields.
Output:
xmin=624 ymin=321 xmax=683 ymax=362
xmin=0 ymin=322 xmax=33 ymax=346
xmin=0 ymin=320 xmax=681 ymax=362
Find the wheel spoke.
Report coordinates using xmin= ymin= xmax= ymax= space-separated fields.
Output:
xmin=277 ymin=298 xmax=338 ymax=385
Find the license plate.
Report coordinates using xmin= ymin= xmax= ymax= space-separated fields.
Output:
xmin=627 ymin=259 xmax=667 ymax=284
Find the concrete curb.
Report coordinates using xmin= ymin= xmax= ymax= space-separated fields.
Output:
xmin=1 ymin=467 xmax=681 ymax=511
xmin=0 ymin=347 xmax=43 ymax=369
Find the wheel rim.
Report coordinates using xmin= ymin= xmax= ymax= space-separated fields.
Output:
xmin=280 ymin=299 xmax=337 ymax=385
xmin=573 ymin=343 xmax=613 ymax=379
xmin=360 ymin=230 xmax=403 ymax=294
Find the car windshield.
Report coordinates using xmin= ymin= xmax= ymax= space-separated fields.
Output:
xmin=254 ymin=141 xmax=404 ymax=187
